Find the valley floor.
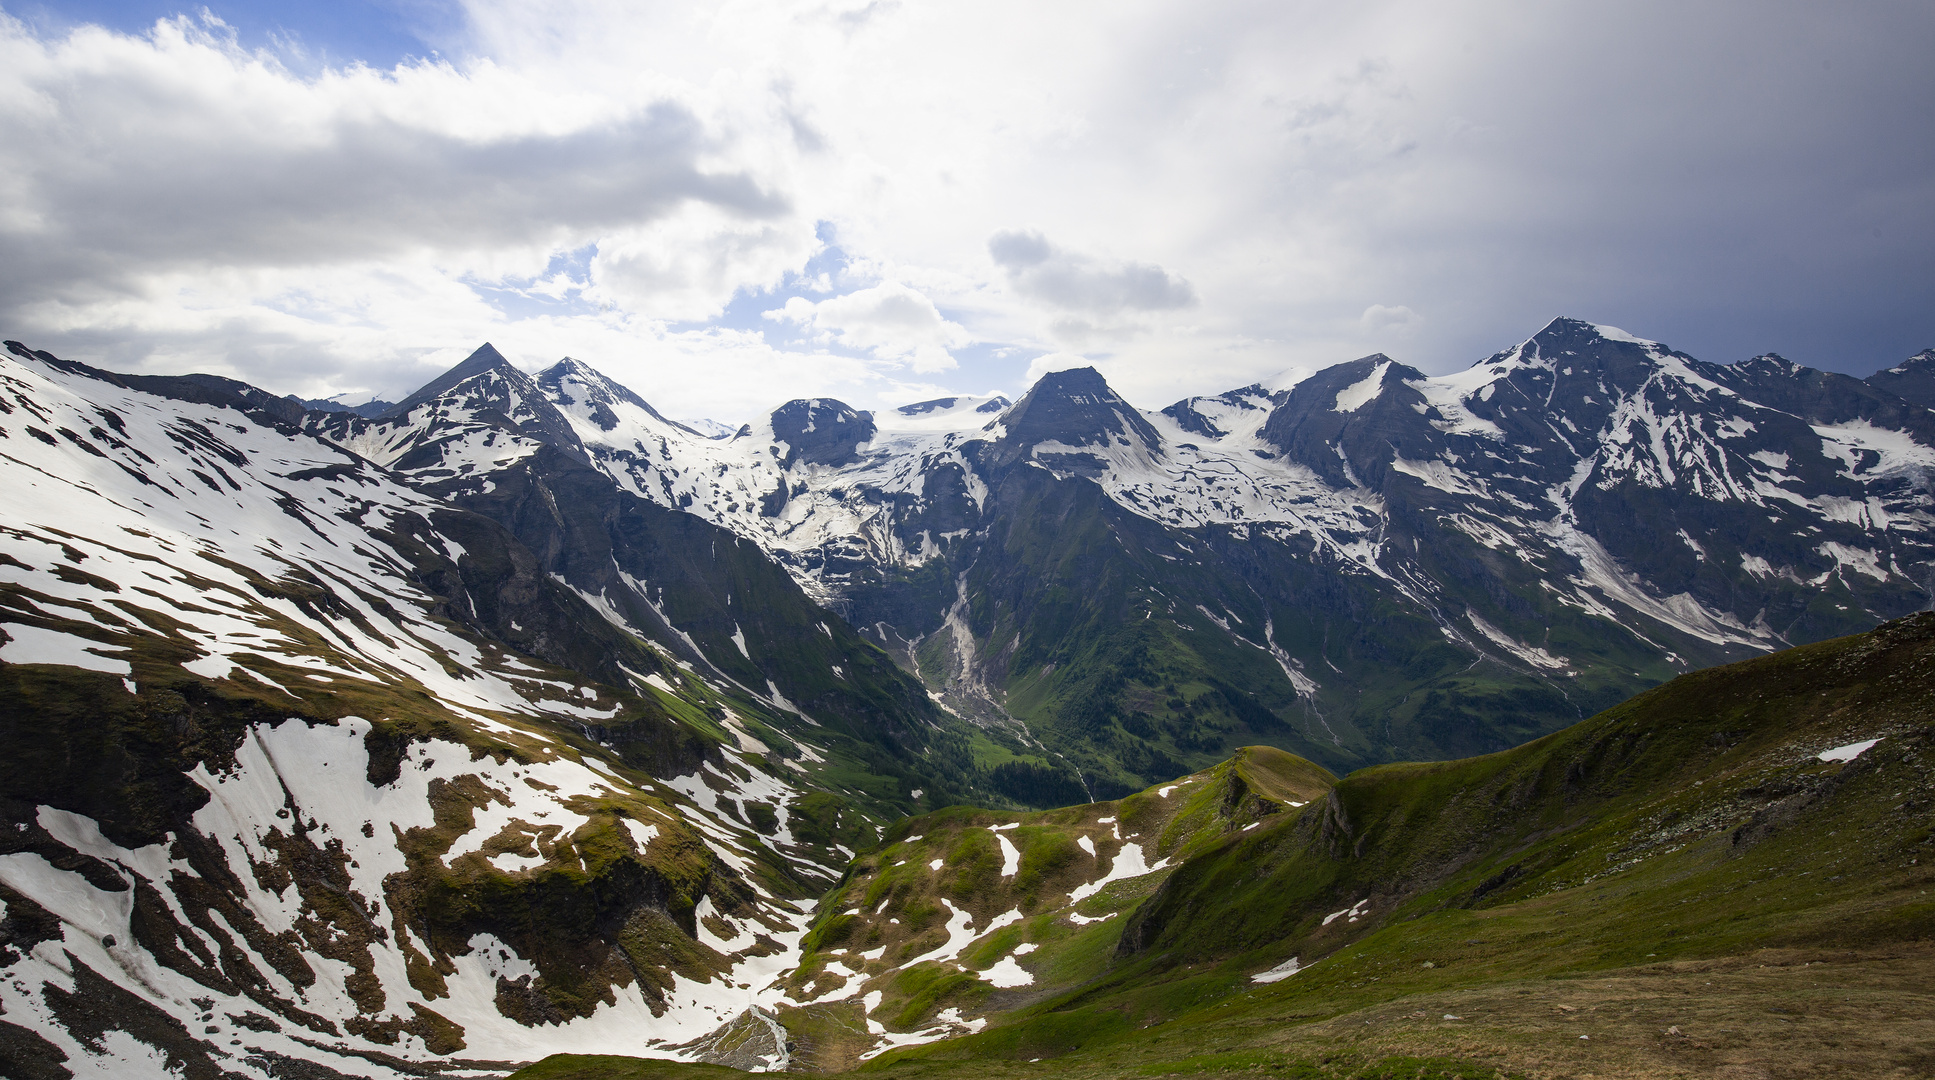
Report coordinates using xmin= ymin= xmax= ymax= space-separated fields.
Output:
xmin=998 ymin=943 xmax=1935 ymax=1080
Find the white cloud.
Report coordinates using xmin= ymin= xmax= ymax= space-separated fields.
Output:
xmin=0 ymin=1 xmax=1927 ymax=416
xmin=589 ymin=209 xmax=822 ymax=323
xmin=767 ymin=281 xmax=968 ymax=373
xmin=1023 ymin=351 xmax=1095 ymax=385
xmin=1360 ymin=304 xmax=1420 ymax=335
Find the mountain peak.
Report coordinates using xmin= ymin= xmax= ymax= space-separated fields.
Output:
xmin=770 ymin=398 xmax=876 ymax=466
xmin=997 ymin=366 xmax=1161 ymax=459
xmin=1733 ymin=352 xmax=1804 ymax=377
xmin=382 ymin=342 xmax=520 ymax=418
xmin=537 ymin=356 xmax=647 ymax=408
xmin=533 ymin=356 xmax=702 ymax=438
xmin=1517 ymin=316 xmax=1666 ymax=358
xmin=1864 ymin=347 xmax=1935 ymax=409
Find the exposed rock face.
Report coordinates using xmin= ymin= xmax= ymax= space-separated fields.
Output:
xmin=991 ymin=366 xmax=1162 ymax=465
xmin=769 ymin=398 xmax=877 ymax=467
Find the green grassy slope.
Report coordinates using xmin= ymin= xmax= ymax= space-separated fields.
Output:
xmin=763 ymin=747 xmax=1335 ymax=1072
xmin=514 ymin=611 xmax=1935 ymax=1079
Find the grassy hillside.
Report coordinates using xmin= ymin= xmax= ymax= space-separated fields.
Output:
xmin=513 ymin=611 xmax=1935 ymax=1078
xmin=763 ymin=747 xmax=1334 ymax=1072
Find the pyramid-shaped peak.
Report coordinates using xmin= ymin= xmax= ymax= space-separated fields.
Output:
xmin=435 ymin=342 xmax=516 ymax=384
xmin=537 ymin=355 xmax=632 ymax=398
xmin=534 ymin=356 xmax=687 ymax=431
xmin=1272 ymin=352 xmax=1422 ymax=420
xmin=1000 ymin=364 xmax=1159 ymax=453
xmin=1525 ymin=317 xmax=1661 ymax=352
xmin=1469 ymin=317 xmax=1674 ymax=378
xmin=383 ymin=343 xmax=523 ymax=418
xmin=543 ymin=355 xmax=609 ymax=381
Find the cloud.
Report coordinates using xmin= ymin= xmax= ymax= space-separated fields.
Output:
xmin=988 ymin=230 xmax=1196 ymax=316
xmin=0 ymin=19 xmax=783 ymax=285
xmin=767 ymin=281 xmax=968 ymax=373
xmin=1360 ymin=304 xmax=1420 ymax=334
xmin=590 ymin=210 xmax=822 ymax=322
xmin=1022 ymin=351 xmax=1096 ymax=385
xmin=0 ymin=1 xmax=1929 ymax=418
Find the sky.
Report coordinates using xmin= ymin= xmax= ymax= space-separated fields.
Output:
xmin=1 ymin=1 xmax=1931 ymax=424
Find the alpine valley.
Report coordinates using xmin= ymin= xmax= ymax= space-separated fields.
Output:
xmin=1 ymin=318 xmax=1931 ymax=1078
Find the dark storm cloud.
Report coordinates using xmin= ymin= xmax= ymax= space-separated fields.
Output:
xmin=1319 ymin=1 xmax=1935 ymax=374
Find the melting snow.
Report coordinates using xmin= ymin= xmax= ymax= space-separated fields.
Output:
xmin=1818 ymin=738 xmax=1882 ymax=763
xmin=1332 ymin=362 xmax=1390 ymax=413
xmin=1251 ymin=956 xmax=1302 ymax=983
xmin=0 ymin=623 xmax=130 ymax=676
xmin=1323 ymin=898 xmax=1370 ymax=926
xmin=980 ymin=942 xmax=1037 ymax=988
xmin=1067 ymin=842 xmax=1169 ymax=904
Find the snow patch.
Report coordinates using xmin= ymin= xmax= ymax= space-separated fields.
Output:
xmin=1252 ymin=956 xmax=1302 ymax=983
xmin=1818 ymin=738 xmax=1881 ymax=763
xmin=1332 ymin=362 xmax=1390 ymax=413
xmin=1067 ymin=842 xmax=1168 ymax=904
xmin=0 ymin=623 xmax=130 ymax=676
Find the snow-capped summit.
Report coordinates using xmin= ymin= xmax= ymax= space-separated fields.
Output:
xmin=381 ymin=341 xmax=518 ymax=418
xmin=882 ymin=394 xmax=1012 ymax=433
xmin=537 ymin=355 xmax=703 ymax=438
xmin=1866 ymin=346 xmax=1935 ymax=409
xmin=990 ymin=366 xmax=1162 ymax=465
xmin=281 ymin=323 xmax=1935 ymax=798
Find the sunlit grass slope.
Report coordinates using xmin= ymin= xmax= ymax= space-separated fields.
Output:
xmin=515 ymin=612 xmax=1935 ymax=1078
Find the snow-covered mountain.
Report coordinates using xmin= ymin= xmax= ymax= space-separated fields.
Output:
xmin=7 ymin=316 xmax=1934 ymax=1076
xmin=0 ymin=341 xmax=943 ymax=1076
xmin=293 ymin=319 xmax=1935 ymax=797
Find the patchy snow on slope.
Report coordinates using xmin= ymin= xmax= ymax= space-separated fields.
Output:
xmin=1323 ymin=898 xmax=1369 ymax=926
xmin=0 ymin=622 xmax=131 ymax=675
xmin=1067 ymin=842 xmax=1169 ymax=904
xmin=3 ymin=707 xmax=832 ymax=1074
xmin=1251 ymin=956 xmax=1302 ymax=983
xmin=997 ymin=834 xmax=1020 ymax=877
xmin=980 ymin=943 xmax=1037 ymax=988
xmin=1819 ymin=738 xmax=1882 ymax=763
xmin=1465 ymin=610 xmax=1569 ymax=670
xmin=1332 ymin=361 xmax=1391 ymax=412
xmin=1812 ymin=420 xmax=1935 ymax=478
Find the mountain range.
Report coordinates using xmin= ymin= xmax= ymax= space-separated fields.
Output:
xmin=0 ymin=318 xmax=1931 ymax=1077
xmin=303 ymin=318 xmax=1935 ymax=798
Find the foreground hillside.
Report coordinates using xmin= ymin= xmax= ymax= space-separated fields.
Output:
xmin=519 ymin=612 xmax=1935 ymax=1079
